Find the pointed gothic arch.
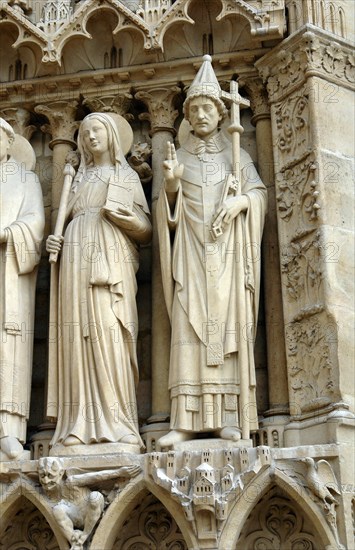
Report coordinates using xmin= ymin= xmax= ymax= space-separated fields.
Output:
xmin=219 ymin=466 xmax=341 ymax=549
xmin=91 ymin=477 xmax=198 ymax=549
xmin=1 ymin=481 xmax=67 ymax=550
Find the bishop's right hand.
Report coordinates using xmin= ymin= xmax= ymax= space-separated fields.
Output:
xmin=46 ymin=234 xmax=63 ymax=254
xmin=163 ymin=142 xmax=184 ymax=194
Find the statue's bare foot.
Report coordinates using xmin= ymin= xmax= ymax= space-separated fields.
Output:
xmin=71 ymin=530 xmax=85 ymax=550
xmin=63 ymin=435 xmax=82 ymax=446
xmin=218 ymin=427 xmax=241 ymax=441
xmin=0 ymin=436 xmax=23 ymax=459
xmin=157 ymin=430 xmax=193 ymax=450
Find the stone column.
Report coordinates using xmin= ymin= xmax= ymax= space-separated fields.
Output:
xmin=35 ymin=101 xmax=79 ymax=229
xmin=243 ymin=77 xmax=289 ymax=444
xmin=34 ymin=101 xmax=79 ymax=438
xmin=135 ymin=87 xmax=180 ymax=449
xmin=256 ymin=30 xmax=355 ymax=416
xmin=257 ymin=30 xmax=354 ymax=547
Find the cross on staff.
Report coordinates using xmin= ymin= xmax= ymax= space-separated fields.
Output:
xmin=211 ymin=82 xmax=250 ymax=239
xmin=221 ymin=80 xmax=250 ymax=187
xmin=223 ymin=80 xmax=252 ymax=441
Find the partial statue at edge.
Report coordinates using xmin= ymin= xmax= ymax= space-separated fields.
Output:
xmin=46 ymin=113 xmax=151 ymax=453
xmin=157 ymin=56 xmax=267 ymax=449
xmin=0 ymin=117 xmax=45 ymax=460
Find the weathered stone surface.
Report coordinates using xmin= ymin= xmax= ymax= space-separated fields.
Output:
xmin=0 ymin=2 xmax=354 ymax=549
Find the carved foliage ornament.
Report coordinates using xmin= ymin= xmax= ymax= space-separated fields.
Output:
xmin=274 ymin=93 xmax=310 ymax=165
xmin=276 ymin=153 xmax=320 ymax=222
xmin=113 ymin=494 xmax=187 ymax=549
xmin=0 ymin=499 xmax=59 ymax=550
xmin=0 ymin=108 xmax=36 ymax=140
xmin=281 ymin=229 xmax=322 ymax=303
xmin=83 ymin=93 xmax=133 ymax=117
xmin=136 ymin=87 xmax=180 ymax=132
xmin=285 ymin=309 xmax=338 ymax=414
xmin=240 ymin=77 xmax=270 ymax=121
xmin=35 ymin=101 xmax=79 ymax=142
xmin=237 ymin=487 xmax=319 ymax=549
xmin=259 ymin=31 xmax=355 ymax=102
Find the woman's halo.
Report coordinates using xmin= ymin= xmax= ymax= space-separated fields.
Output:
xmin=9 ymin=134 xmax=36 ymax=171
xmin=105 ymin=112 xmax=133 ymax=156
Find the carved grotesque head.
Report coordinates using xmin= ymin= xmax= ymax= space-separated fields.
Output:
xmin=129 ymin=142 xmax=152 ymax=165
xmin=38 ymin=457 xmax=65 ymax=492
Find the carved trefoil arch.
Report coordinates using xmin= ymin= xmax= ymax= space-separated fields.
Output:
xmin=236 ymin=485 xmax=321 ymax=549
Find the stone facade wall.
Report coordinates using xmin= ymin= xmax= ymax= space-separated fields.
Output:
xmin=0 ymin=1 xmax=353 ymax=548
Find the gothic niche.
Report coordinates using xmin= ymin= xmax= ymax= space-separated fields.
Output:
xmin=236 ymin=486 xmax=322 ymax=549
xmin=0 ymin=497 xmax=59 ymax=550
xmin=113 ymin=492 xmax=187 ymax=549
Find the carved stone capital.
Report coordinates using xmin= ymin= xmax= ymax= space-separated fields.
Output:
xmin=240 ymin=77 xmax=270 ymax=124
xmin=83 ymin=93 xmax=133 ymax=117
xmin=0 ymin=108 xmax=36 ymax=140
xmin=256 ymin=26 xmax=355 ymax=103
xmin=135 ymin=87 xmax=181 ymax=134
xmin=35 ymin=100 xmax=79 ymax=144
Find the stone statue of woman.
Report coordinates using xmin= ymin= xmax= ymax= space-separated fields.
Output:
xmin=157 ymin=56 xmax=267 ymax=449
xmin=0 ymin=117 xmax=44 ymax=460
xmin=46 ymin=113 xmax=151 ymax=453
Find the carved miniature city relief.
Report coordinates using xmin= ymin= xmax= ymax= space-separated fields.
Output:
xmin=0 ymin=118 xmax=45 ymax=461
xmin=149 ymin=446 xmax=272 ymax=544
xmin=156 ymin=55 xmax=267 ymax=450
xmin=45 ymin=112 xmax=152 ymax=455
